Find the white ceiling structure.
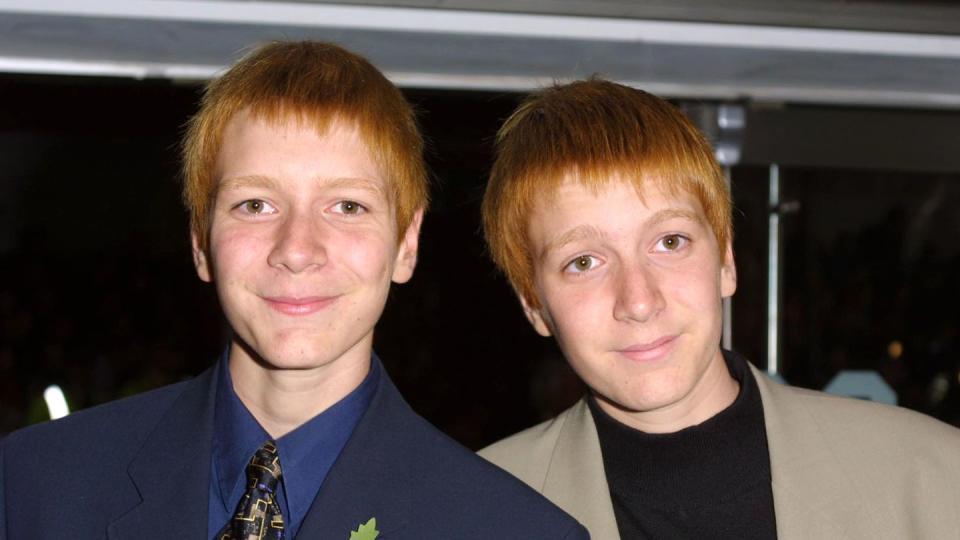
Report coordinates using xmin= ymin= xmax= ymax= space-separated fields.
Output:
xmin=1 ymin=0 xmax=959 ymax=108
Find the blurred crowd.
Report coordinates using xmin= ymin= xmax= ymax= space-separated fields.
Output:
xmin=0 ymin=247 xmax=223 ymax=435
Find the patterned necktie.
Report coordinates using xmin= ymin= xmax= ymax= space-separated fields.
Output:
xmin=217 ymin=440 xmax=286 ymax=540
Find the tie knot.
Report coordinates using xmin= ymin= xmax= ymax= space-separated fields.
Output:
xmin=218 ymin=440 xmax=286 ymax=539
xmin=246 ymin=440 xmax=283 ymax=494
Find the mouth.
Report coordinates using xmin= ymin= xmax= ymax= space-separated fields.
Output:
xmin=262 ymin=295 xmax=339 ymax=316
xmin=617 ymin=335 xmax=678 ymax=362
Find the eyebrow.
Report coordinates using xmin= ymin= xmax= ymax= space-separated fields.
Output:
xmin=218 ymin=175 xmax=281 ymax=192
xmin=646 ymin=208 xmax=704 ymax=228
xmin=539 ymin=207 xmax=705 ymax=260
xmin=322 ymin=176 xmax=389 ymax=200
xmin=217 ymin=175 xmax=388 ymax=200
xmin=540 ymin=225 xmax=607 ymax=261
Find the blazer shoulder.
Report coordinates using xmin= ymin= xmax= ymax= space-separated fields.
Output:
xmin=3 ymin=374 xmax=201 ymax=473
xmin=770 ymin=376 xmax=960 ymax=444
xmin=757 ymin=372 xmax=960 ymax=537
xmin=758 ymin=370 xmax=960 ymax=477
xmin=478 ymin=401 xmax=582 ymax=490
xmin=392 ymin=404 xmax=588 ymax=538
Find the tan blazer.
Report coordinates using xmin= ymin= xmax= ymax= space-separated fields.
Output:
xmin=480 ymin=365 xmax=960 ymax=539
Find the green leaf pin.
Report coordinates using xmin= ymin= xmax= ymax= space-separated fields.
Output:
xmin=350 ymin=517 xmax=380 ymax=540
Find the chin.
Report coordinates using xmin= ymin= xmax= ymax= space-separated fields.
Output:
xmin=273 ymin=343 xmax=338 ymax=369
xmin=599 ymin=378 xmax=689 ymax=414
xmin=264 ymin=355 xmax=327 ymax=371
xmin=242 ymin=335 xmax=329 ymax=370
xmin=602 ymin=391 xmax=659 ymax=414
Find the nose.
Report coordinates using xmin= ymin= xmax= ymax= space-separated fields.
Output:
xmin=266 ymin=209 xmax=328 ymax=273
xmin=612 ymin=262 xmax=665 ymax=323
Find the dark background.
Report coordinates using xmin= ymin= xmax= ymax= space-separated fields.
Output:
xmin=1 ymin=74 xmax=958 ymax=446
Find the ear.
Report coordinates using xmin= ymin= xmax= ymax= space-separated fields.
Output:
xmin=519 ymin=293 xmax=553 ymax=337
xmin=720 ymin=241 xmax=737 ymax=298
xmin=191 ymin=230 xmax=212 ymax=283
xmin=391 ymin=209 xmax=423 ymax=284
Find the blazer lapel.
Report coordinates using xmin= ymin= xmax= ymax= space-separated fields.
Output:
xmin=751 ymin=365 xmax=866 ymax=539
xmin=533 ymin=365 xmax=875 ymax=540
xmin=107 ymin=366 xmax=218 ymax=539
xmin=297 ymin=363 xmax=410 ymax=539
xmin=543 ymin=400 xmax=621 ymax=540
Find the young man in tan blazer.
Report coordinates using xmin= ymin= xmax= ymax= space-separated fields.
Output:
xmin=479 ymin=79 xmax=960 ymax=539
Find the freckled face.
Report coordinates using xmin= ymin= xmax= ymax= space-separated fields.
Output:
xmin=521 ymin=180 xmax=736 ymax=424
xmin=192 ymin=111 xmax=421 ymax=372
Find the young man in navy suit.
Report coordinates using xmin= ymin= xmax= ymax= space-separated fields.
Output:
xmin=0 ymin=41 xmax=587 ymax=540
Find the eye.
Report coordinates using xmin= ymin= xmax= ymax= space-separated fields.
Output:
xmin=332 ymin=200 xmax=367 ymax=215
xmin=564 ymin=255 xmax=601 ymax=274
xmin=654 ymin=234 xmax=689 ymax=252
xmin=235 ymin=199 xmax=277 ymax=215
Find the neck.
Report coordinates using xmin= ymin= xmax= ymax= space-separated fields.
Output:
xmin=228 ymin=343 xmax=371 ymax=439
xmin=597 ymin=349 xmax=740 ymax=434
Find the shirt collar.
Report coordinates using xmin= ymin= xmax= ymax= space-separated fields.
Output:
xmin=276 ymin=358 xmax=379 ymax=524
xmin=213 ymin=349 xmax=268 ymax=514
xmin=212 ymin=351 xmax=379 ymax=530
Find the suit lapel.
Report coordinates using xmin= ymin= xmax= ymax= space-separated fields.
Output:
xmin=751 ymin=365 xmax=865 ymax=539
xmin=543 ymin=400 xmax=621 ymax=540
xmin=297 ymin=363 xmax=410 ymax=539
xmin=107 ymin=366 xmax=218 ymax=539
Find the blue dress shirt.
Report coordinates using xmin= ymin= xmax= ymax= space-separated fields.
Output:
xmin=207 ymin=352 xmax=378 ymax=539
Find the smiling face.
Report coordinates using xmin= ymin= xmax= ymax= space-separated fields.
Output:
xmin=522 ymin=178 xmax=738 ymax=432
xmin=192 ymin=111 xmax=421 ymax=374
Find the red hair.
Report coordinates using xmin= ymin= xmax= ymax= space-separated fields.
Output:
xmin=483 ymin=79 xmax=731 ymax=308
xmin=182 ymin=41 xmax=428 ymax=250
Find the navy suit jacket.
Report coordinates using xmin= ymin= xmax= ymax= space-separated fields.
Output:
xmin=1 ymin=361 xmax=588 ymax=539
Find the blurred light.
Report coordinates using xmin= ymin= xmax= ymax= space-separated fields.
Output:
xmin=887 ymin=340 xmax=903 ymax=359
xmin=928 ymin=374 xmax=950 ymax=406
xmin=43 ymin=385 xmax=70 ymax=420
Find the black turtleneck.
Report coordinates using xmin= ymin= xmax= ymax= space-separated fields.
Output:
xmin=589 ymin=351 xmax=777 ymax=539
